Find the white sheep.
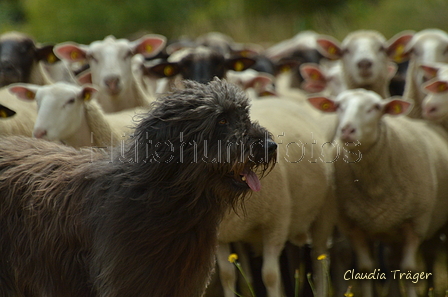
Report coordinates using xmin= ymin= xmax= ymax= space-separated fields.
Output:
xmin=9 ymin=82 xmax=143 ymax=149
xmin=225 ymin=69 xmax=276 ymax=99
xmin=401 ymin=29 xmax=448 ymax=118
xmin=300 ymin=60 xmax=399 ymax=97
xmin=0 ymin=87 xmax=37 ymax=137
xmin=316 ymin=30 xmax=414 ymax=98
xmin=216 ymin=98 xmax=336 ymax=297
xmin=419 ymin=63 xmax=448 ymax=122
xmin=54 ymin=34 xmax=166 ymax=113
xmin=308 ymin=89 xmax=448 ymax=297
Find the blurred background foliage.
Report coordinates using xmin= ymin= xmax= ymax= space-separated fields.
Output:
xmin=0 ymin=0 xmax=447 ymax=45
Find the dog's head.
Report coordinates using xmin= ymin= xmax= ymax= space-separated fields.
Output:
xmin=130 ymin=78 xmax=276 ymax=203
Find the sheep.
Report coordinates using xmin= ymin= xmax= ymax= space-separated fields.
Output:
xmin=300 ymin=60 xmax=399 ymax=96
xmin=316 ymin=30 xmax=414 ymax=98
xmin=400 ymin=29 xmax=448 ymax=118
xmin=264 ymin=31 xmax=325 ymax=92
xmin=0 ymin=31 xmax=77 ymax=87
xmin=54 ymin=34 xmax=166 ymax=113
xmin=419 ymin=63 xmax=448 ymax=123
xmin=9 ymin=82 xmax=142 ymax=149
xmin=308 ymin=89 xmax=448 ymax=297
xmin=142 ymin=46 xmax=256 ymax=91
xmin=299 ymin=61 xmax=347 ymax=96
xmin=215 ymin=98 xmax=336 ymax=297
xmin=225 ymin=69 xmax=277 ymax=99
xmin=0 ymin=87 xmax=37 ymax=137
xmin=0 ymin=79 xmax=277 ymax=297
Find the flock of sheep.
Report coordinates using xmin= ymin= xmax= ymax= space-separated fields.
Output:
xmin=1 ymin=27 xmax=448 ymax=297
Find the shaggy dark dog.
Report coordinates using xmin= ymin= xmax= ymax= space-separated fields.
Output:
xmin=0 ymin=79 xmax=277 ymax=297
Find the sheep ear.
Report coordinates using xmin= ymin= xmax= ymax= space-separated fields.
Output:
xmin=8 ymin=84 xmax=39 ymax=101
xmin=300 ymin=63 xmax=327 ymax=93
xmin=36 ymin=45 xmax=60 ymax=64
xmin=275 ymin=59 xmax=301 ymax=75
xmin=307 ymin=96 xmax=338 ymax=112
xmin=316 ymin=37 xmax=343 ymax=60
xmin=383 ymin=98 xmax=412 ymax=116
xmin=0 ymin=104 xmax=16 ymax=118
xmin=81 ymin=85 xmax=97 ymax=101
xmin=226 ymin=57 xmax=256 ymax=72
xmin=54 ymin=43 xmax=88 ymax=62
xmin=420 ymin=64 xmax=439 ymax=81
xmin=145 ymin=62 xmax=181 ymax=78
xmin=244 ymin=75 xmax=273 ymax=89
xmin=132 ymin=34 xmax=167 ymax=58
xmin=423 ymin=80 xmax=448 ymax=94
xmin=387 ymin=62 xmax=398 ymax=80
xmin=77 ymin=70 xmax=92 ymax=85
xmin=387 ymin=31 xmax=414 ymax=63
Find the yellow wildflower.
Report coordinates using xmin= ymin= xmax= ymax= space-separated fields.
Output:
xmin=228 ymin=253 xmax=238 ymax=263
xmin=317 ymin=254 xmax=327 ymax=261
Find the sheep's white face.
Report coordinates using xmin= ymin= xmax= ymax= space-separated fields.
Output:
xmin=333 ymin=90 xmax=385 ymax=148
xmin=54 ymin=35 xmax=166 ymax=99
xmin=32 ymin=83 xmax=87 ymax=142
xmin=422 ymin=92 xmax=448 ymax=121
xmin=421 ymin=68 xmax=448 ymax=121
xmin=308 ymin=89 xmax=411 ymax=152
xmin=407 ymin=30 xmax=448 ymax=87
xmin=87 ymin=37 xmax=134 ymax=96
xmin=341 ymin=34 xmax=388 ymax=86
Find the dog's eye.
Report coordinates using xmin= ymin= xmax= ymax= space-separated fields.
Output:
xmin=218 ymin=118 xmax=228 ymax=125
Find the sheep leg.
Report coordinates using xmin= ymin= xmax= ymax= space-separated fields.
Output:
xmin=400 ymin=224 xmax=421 ymax=297
xmin=216 ymin=243 xmax=238 ymax=297
xmin=348 ymin=227 xmax=375 ymax=297
xmin=310 ymin=193 xmax=336 ymax=297
xmin=261 ymin=239 xmax=284 ymax=297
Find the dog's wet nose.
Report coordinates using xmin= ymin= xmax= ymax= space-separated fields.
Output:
xmin=267 ymin=139 xmax=277 ymax=153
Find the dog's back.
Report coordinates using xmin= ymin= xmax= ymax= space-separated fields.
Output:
xmin=0 ymin=136 xmax=98 ymax=297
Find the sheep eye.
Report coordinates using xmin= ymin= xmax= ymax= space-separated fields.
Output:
xmin=368 ymin=104 xmax=381 ymax=113
xmin=218 ymin=118 xmax=228 ymax=125
xmin=87 ymin=54 xmax=98 ymax=62
xmin=67 ymin=98 xmax=76 ymax=105
xmin=124 ymin=50 xmax=133 ymax=59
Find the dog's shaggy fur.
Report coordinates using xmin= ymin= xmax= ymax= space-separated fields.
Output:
xmin=0 ymin=79 xmax=277 ymax=297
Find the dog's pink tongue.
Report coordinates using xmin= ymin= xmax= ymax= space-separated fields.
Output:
xmin=244 ymin=171 xmax=261 ymax=192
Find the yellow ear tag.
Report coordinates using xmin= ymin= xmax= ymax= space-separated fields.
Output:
xmin=164 ymin=65 xmax=173 ymax=77
xmin=145 ymin=44 xmax=153 ymax=53
xmin=83 ymin=92 xmax=91 ymax=101
xmin=0 ymin=110 xmax=7 ymax=118
xmin=70 ymin=51 xmax=79 ymax=60
xmin=394 ymin=44 xmax=405 ymax=62
xmin=234 ymin=61 xmax=244 ymax=72
xmin=47 ymin=53 xmax=57 ymax=64
xmin=321 ymin=102 xmax=331 ymax=110
xmin=281 ymin=65 xmax=290 ymax=73
xmin=26 ymin=91 xmax=34 ymax=99
xmin=391 ymin=103 xmax=402 ymax=114
xmin=328 ymin=46 xmax=337 ymax=55
xmin=438 ymin=83 xmax=447 ymax=92
xmin=311 ymin=72 xmax=319 ymax=80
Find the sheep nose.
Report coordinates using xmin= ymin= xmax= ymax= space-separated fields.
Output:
xmin=33 ymin=128 xmax=47 ymax=139
xmin=104 ymin=75 xmax=121 ymax=94
xmin=267 ymin=139 xmax=277 ymax=154
xmin=357 ymin=59 xmax=373 ymax=70
xmin=423 ymin=105 xmax=438 ymax=118
xmin=341 ymin=124 xmax=356 ymax=140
